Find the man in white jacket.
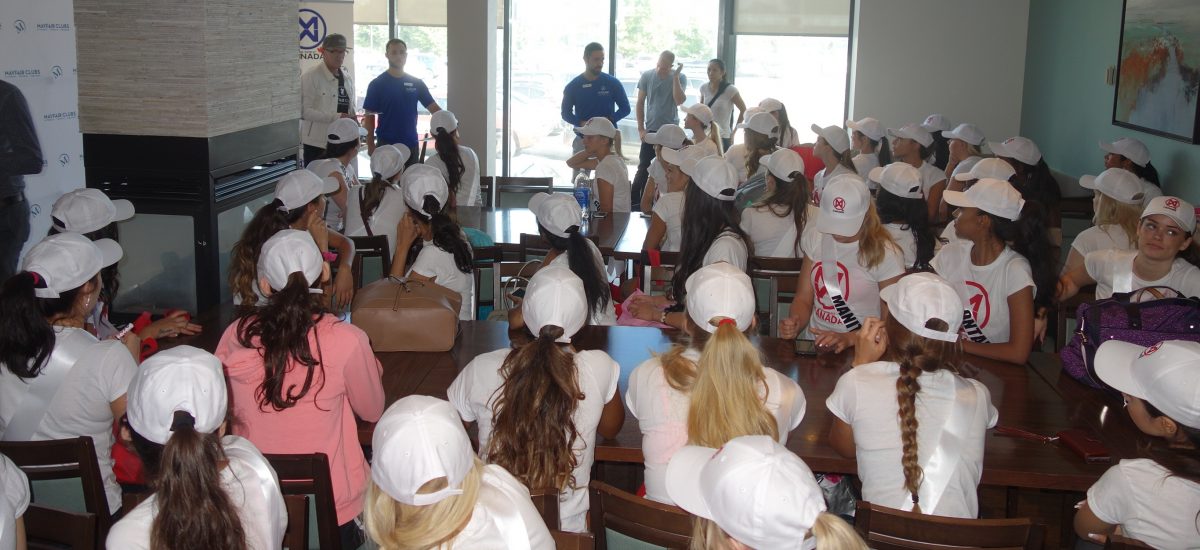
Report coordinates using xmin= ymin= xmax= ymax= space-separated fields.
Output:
xmin=300 ymin=34 xmax=356 ymax=163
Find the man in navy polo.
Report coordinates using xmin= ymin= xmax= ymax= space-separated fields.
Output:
xmin=363 ymin=39 xmax=441 ymax=166
xmin=561 ymin=42 xmax=630 ymax=155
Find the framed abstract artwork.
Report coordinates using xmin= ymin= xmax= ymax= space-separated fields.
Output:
xmin=1112 ymin=0 xmax=1200 ymax=143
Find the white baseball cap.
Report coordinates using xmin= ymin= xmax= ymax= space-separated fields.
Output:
xmin=869 ymin=163 xmax=923 ymax=200
xmin=846 ymin=117 xmax=885 ymax=142
xmin=126 ymin=345 xmax=228 ymax=444
xmin=666 ymin=435 xmax=826 ymax=549
xmin=943 ymin=178 xmax=1025 ymax=221
xmin=762 ymin=148 xmax=805 ymax=183
xmin=644 ymin=124 xmax=687 ymax=150
xmin=737 ymin=111 xmax=779 ymax=138
xmin=523 ymin=265 xmax=589 ymax=342
xmin=950 ymin=157 xmax=982 ymax=180
xmin=327 ymin=118 xmax=366 ymax=144
xmin=681 ymin=103 xmax=714 ymax=126
xmin=810 ymin=124 xmax=850 ymax=154
xmin=943 ymin=123 xmax=985 ymax=147
xmin=370 ymin=144 xmax=410 ymax=180
xmin=528 ymin=192 xmax=582 ymax=238
xmin=758 ymin=97 xmax=784 ymax=112
xmin=275 ymin=169 xmax=338 ymax=211
xmin=22 ymin=233 xmax=122 ymax=299
xmin=988 ymin=136 xmax=1042 ymax=166
xmin=257 ymin=229 xmax=324 ymax=291
xmin=402 ymin=164 xmax=450 ymax=215
xmin=430 ymin=110 xmax=459 ymax=134
xmin=1142 ymin=196 xmax=1197 ymax=234
xmin=691 ymin=156 xmax=738 ymax=202
xmin=574 ymin=117 xmax=617 ymax=138
xmin=741 ymin=106 xmax=765 ymax=122
xmin=880 ymin=272 xmax=963 ymax=342
xmin=371 ymin=396 xmax=475 ymax=505
xmin=1100 ymin=137 xmax=1150 ymax=167
xmin=887 ymin=124 xmax=934 ymax=148
xmin=1095 ymin=340 xmax=1200 ymax=429
xmin=815 ymin=174 xmax=871 ymax=237
xmin=1079 ymin=168 xmax=1145 ymax=205
xmin=920 ymin=114 xmax=952 ymax=133
xmin=659 ymin=145 xmax=710 ymax=177
xmin=51 ymin=188 xmax=135 ymax=234
xmin=952 ymin=157 xmax=1015 ymax=182
xmin=684 ymin=262 xmax=755 ymax=333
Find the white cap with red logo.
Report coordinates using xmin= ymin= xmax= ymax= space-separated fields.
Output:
xmin=1141 ymin=196 xmax=1196 ymax=234
xmin=1095 ymin=340 xmax=1200 ymax=429
xmin=815 ymin=174 xmax=870 ymax=237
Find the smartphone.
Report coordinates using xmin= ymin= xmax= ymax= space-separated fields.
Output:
xmin=794 ymin=339 xmax=818 ymax=356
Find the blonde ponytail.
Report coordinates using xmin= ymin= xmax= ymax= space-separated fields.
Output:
xmin=364 ymin=458 xmax=484 ymax=550
xmin=687 ymin=320 xmax=778 ymax=448
xmin=706 ymin=123 xmax=724 ymax=157
xmin=811 ymin=512 xmax=869 ymax=550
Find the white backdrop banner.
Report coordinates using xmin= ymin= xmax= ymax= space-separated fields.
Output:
xmin=299 ymin=1 xmax=355 ymax=76
xmin=0 ymin=0 xmax=83 ymax=258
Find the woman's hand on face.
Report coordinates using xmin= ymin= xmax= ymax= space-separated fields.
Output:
xmin=396 ymin=213 xmax=420 ymax=248
xmin=852 ymin=317 xmax=888 ymax=365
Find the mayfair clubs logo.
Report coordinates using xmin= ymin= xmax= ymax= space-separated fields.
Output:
xmin=14 ymin=19 xmax=26 ymax=33
xmin=58 ymin=154 xmax=70 ymax=167
xmin=298 ymin=9 xmax=326 ymax=50
xmin=51 ymin=65 xmax=63 ymax=78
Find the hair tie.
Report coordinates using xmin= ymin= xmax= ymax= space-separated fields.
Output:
xmin=170 ymin=410 xmax=196 ymax=432
xmin=30 ymin=272 xmax=42 ymax=286
xmin=717 ymin=318 xmax=737 ymax=327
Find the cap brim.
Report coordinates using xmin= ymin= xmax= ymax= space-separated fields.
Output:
xmin=1098 ymin=140 xmax=1119 ymax=156
xmin=664 ymin=445 xmax=718 ymax=519
xmin=942 ymin=190 xmax=975 ymax=209
xmin=879 ymin=281 xmax=900 ymax=308
xmin=111 ymin=199 xmax=136 ymax=223
xmin=1079 ymin=175 xmax=1099 ymax=190
xmin=987 ymin=141 xmax=1011 ymax=159
xmin=1094 ymin=340 xmax=1148 ymax=398
xmin=867 ymin=166 xmax=886 ymax=184
xmin=952 ymin=172 xmax=976 ymax=182
xmin=320 ymin=176 xmax=340 ymax=194
xmin=92 ymin=238 xmax=124 ymax=268
xmin=815 ymin=211 xmax=866 ymax=237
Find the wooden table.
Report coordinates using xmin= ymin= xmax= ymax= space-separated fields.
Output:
xmin=455 ymin=206 xmax=649 ymax=260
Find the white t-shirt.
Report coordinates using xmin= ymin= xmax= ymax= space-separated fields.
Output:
xmin=699 ymin=82 xmax=740 ymax=139
xmin=812 ymin=164 xmax=855 ymax=206
xmin=447 ymin=348 xmax=620 ymax=533
xmin=1084 ymin=249 xmax=1200 ymax=299
xmin=1070 ymin=224 xmax=1135 ymax=259
xmin=800 ymin=229 xmax=906 ymax=333
xmin=408 ymin=239 xmax=476 ymax=320
xmin=826 ymin=361 xmax=998 ymax=518
xmin=447 ymin=464 xmax=556 ymax=549
xmin=594 ymin=154 xmax=631 ymax=213
xmin=932 ymin=242 xmax=1034 ymax=344
xmin=0 ymin=453 xmax=26 ymax=550
xmin=884 ymin=222 xmax=918 ymax=269
xmin=346 ymin=184 xmax=407 ymax=252
xmin=915 ymin=160 xmax=946 ymax=197
xmin=1086 ymin=458 xmax=1200 ymax=550
xmin=740 ymin=203 xmax=809 ymax=259
xmin=651 ymin=191 xmax=685 ymax=253
xmin=691 ymin=138 xmax=721 ymax=159
xmin=548 ymin=239 xmax=618 ymax=326
xmin=1139 ymin=179 xmax=1163 ymax=206
xmin=426 ymin=145 xmax=482 ymax=206
xmin=105 ymin=436 xmax=287 ymax=550
xmin=0 ymin=327 xmax=137 ymax=513
xmin=702 ymin=231 xmax=749 ymax=271
xmin=852 ymin=152 xmax=880 ymax=183
xmin=626 ymin=349 xmax=806 ymax=504
xmin=778 ymin=126 xmax=801 ymax=149
xmin=307 ymin=158 xmax=350 ymax=231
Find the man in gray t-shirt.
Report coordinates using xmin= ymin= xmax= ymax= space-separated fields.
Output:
xmin=633 ymin=51 xmax=685 ymax=211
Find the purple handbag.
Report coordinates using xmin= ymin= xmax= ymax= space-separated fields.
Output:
xmin=1061 ymin=287 xmax=1200 ymax=390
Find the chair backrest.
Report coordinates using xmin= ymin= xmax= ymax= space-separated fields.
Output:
xmin=24 ymin=503 xmax=97 ymax=550
xmin=265 ymin=453 xmax=341 ymax=550
xmin=551 ymin=529 xmax=596 ymax=550
xmin=528 ymin=487 xmax=561 ymax=532
xmin=854 ymin=501 xmax=1045 ymax=550
xmin=283 ymin=494 xmax=311 ymax=550
xmin=479 ymin=175 xmax=495 ymax=207
xmin=492 ymin=260 xmax=543 ymax=314
xmin=349 ymin=235 xmax=393 ymax=290
xmin=472 ymin=245 xmax=502 ymax=317
xmin=495 ymin=176 xmax=553 ymax=209
xmin=1104 ymin=534 xmax=1154 ymax=549
xmin=588 ymin=480 xmax=693 ymax=549
xmin=0 ymin=437 xmax=112 ymax=543
xmin=641 ymin=250 xmax=680 ymax=296
xmin=749 ymin=256 xmax=806 ymax=337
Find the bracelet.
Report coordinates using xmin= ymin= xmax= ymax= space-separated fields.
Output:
xmin=659 ymin=310 xmax=668 ymax=325
xmin=321 ymin=251 xmax=338 ymax=262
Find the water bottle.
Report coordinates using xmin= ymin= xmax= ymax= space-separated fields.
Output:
xmin=573 ymin=172 xmax=591 ymax=219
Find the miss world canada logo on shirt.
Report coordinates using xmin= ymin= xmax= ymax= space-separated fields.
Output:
xmin=812 ymin=261 xmax=851 ymax=325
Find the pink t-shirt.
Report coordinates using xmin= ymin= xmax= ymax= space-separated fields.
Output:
xmin=216 ymin=315 xmax=385 ymax=524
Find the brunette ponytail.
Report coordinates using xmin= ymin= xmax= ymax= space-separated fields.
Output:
xmin=541 ymin=225 xmax=610 ymax=320
xmin=0 ymin=272 xmax=79 ymax=379
xmin=236 ymin=271 xmax=328 ymax=411
xmin=229 ymin=198 xmax=311 ymax=310
xmin=485 ymin=324 xmax=583 ymax=491
xmin=433 ymin=129 xmax=466 ymax=200
xmin=421 ymin=196 xmax=473 ymax=273
xmin=989 ymin=201 xmax=1054 ymax=310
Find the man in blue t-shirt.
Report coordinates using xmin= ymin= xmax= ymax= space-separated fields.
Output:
xmin=363 ymin=38 xmax=441 ymax=166
xmin=561 ymin=42 xmax=631 ymax=155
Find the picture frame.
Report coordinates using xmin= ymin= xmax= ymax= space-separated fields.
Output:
xmin=1111 ymin=0 xmax=1200 ymax=143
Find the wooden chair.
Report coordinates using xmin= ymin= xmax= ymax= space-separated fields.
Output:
xmin=641 ymin=251 xmax=680 ymax=296
xmin=1054 ymin=285 xmax=1095 ymax=352
xmin=492 ymin=260 xmax=543 ymax=315
xmin=528 ymin=487 xmax=561 ymax=531
xmin=119 ymin=491 xmax=310 ymax=550
xmin=1104 ymin=534 xmax=1154 ymax=549
xmin=473 ymin=245 xmax=502 ymax=318
xmin=24 ymin=503 xmax=97 ymax=550
xmin=588 ymin=480 xmax=693 ymax=549
xmin=348 ymin=235 xmax=393 ymax=289
xmin=551 ymin=529 xmax=596 ymax=550
xmin=494 ymin=176 xmax=554 ymax=209
xmin=265 ymin=453 xmax=341 ymax=550
xmin=853 ymin=501 xmax=1044 ymax=550
xmin=749 ymin=257 xmax=806 ymax=337
xmin=479 ymin=175 xmax=495 ymax=207
xmin=0 ymin=437 xmax=112 ymax=544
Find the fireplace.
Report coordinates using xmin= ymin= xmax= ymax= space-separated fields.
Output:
xmin=84 ymin=120 xmax=299 ymax=314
